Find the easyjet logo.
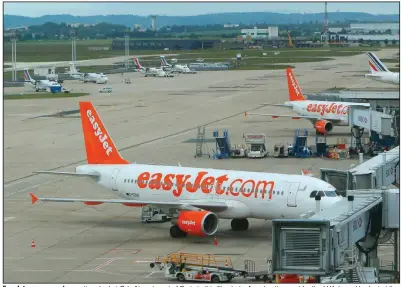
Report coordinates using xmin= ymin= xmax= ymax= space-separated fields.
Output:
xmin=136 ymin=171 xmax=275 ymax=199
xmin=86 ymin=109 xmax=113 ymax=156
xmin=181 ymin=220 xmax=196 ymax=226
xmin=288 ymin=72 xmax=300 ymax=96
xmin=306 ymin=103 xmax=348 ymax=116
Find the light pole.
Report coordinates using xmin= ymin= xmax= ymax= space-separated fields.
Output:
xmin=11 ymin=31 xmax=17 ymax=82
xmin=70 ymin=29 xmax=76 ymax=65
xmin=124 ymin=29 xmax=130 ymax=71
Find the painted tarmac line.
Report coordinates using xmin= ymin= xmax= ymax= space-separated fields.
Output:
xmin=5 ymin=177 xmax=65 ymax=197
xmin=145 ymin=271 xmax=157 ymax=278
xmin=4 ymin=217 xmax=15 ymax=221
xmin=14 ymin=269 xmax=53 ymax=272
xmin=92 ymin=257 xmax=117 ymax=272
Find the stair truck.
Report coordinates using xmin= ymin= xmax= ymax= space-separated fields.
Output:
xmin=244 ymin=133 xmax=269 ymax=158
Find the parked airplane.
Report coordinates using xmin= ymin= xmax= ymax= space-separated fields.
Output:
xmin=23 ymin=69 xmax=62 ymax=93
xmin=244 ymin=68 xmax=370 ymax=135
xmin=68 ymin=63 xmax=108 ymax=84
xmin=365 ymin=52 xmax=399 ymax=85
xmin=133 ymin=57 xmax=173 ymax=77
xmin=29 ymin=101 xmax=341 ymax=238
xmin=160 ymin=56 xmax=197 ymax=74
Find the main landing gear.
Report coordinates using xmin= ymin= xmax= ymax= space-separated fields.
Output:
xmin=231 ymin=218 xmax=249 ymax=231
xmin=170 ymin=225 xmax=187 ymax=238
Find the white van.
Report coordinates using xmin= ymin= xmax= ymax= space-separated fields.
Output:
xmin=98 ymin=86 xmax=112 ymax=93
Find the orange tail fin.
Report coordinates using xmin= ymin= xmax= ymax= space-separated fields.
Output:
xmin=79 ymin=102 xmax=129 ymax=165
xmin=286 ymin=68 xmax=306 ymax=101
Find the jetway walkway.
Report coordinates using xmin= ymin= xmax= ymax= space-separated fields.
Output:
xmin=271 ymin=188 xmax=399 ymax=283
xmin=320 ymin=146 xmax=399 ymax=194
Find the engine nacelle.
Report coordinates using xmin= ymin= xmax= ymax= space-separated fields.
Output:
xmin=314 ymin=120 xmax=333 ymax=134
xmin=176 ymin=211 xmax=219 ymax=237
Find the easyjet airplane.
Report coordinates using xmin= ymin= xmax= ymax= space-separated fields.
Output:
xmin=244 ymin=68 xmax=370 ymax=135
xmin=30 ymin=102 xmax=341 ymax=238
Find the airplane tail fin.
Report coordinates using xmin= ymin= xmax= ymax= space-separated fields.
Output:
xmin=79 ymin=102 xmax=129 ymax=165
xmin=23 ymin=69 xmax=35 ymax=83
xmin=160 ymin=55 xmax=168 ymax=66
xmin=133 ymin=57 xmax=143 ymax=70
xmin=286 ymin=68 xmax=306 ymax=101
xmin=301 ymin=168 xmax=313 ymax=177
xmin=366 ymin=52 xmax=390 ymax=73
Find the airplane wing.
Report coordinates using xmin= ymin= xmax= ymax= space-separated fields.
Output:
xmin=29 ymin=193 xmax=228 ymax=213
xmin=244 ymin=111 xmax=320 ymax=120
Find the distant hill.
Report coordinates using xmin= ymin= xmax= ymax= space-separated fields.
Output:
xmin=4 ymin=12 xmax=399 ymax=29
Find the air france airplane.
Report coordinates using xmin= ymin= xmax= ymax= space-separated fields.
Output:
xmin=245 ymin=68 xmax=370 ymax=135
xmin=133 ymin=57 xmax=173 ymax=77
xmin=160 ymin=56 xmax=197 ymax=74
xmin=23 ymin=69 xmax=62 ymax=93
xmin=30 ymin=102 xmax=341 ymax=238
xmin=365 ymin=52 xmax=399 ymax=85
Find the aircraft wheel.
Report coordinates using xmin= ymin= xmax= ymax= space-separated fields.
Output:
xmin=170 ymin=225 xmax=187 ymax=238
xmin=231 ymin=218 xmax=249 ymax=231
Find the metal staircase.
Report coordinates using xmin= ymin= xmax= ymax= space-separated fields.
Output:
xmin=195 ymin=126 xmax=210 ymax=158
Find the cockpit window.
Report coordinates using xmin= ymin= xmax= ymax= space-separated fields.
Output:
xmin=309 ymin=190 xmax=327 ymax=198
xmin=324 ymin=191 xmax=337 ymax=197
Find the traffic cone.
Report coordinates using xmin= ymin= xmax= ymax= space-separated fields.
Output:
xmin=213 ymin=236 xmax=219 ymax=246
xmin=31 ymin=239 xmax=36 ymax=248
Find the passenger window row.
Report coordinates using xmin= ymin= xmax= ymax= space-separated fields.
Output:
xmin=123 ymin=178 xmax=284 ymax=196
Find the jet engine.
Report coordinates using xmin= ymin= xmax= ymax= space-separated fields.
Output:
xmin=314 ymin=120 xmax=333 ymax=134
xmin=175 ymin=210 xmax=219 ymax=237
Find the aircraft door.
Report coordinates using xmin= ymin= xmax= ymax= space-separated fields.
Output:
xmin=287 ymin=182 xmax=300 ymax=207
xmin=111 ymin=168 xmax=120 ymax=191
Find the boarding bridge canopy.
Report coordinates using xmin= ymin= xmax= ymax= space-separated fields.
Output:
xmin=271 ymin=189 xmax=399 ymax=276
xmin=348 ymin=107 xmax=395 ymax=136
xmin=321 ymin=146 xmax=399 ymax=192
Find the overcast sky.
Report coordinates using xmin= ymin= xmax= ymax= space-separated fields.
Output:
xmin=4 ymin=1 xmax=400 ymax=17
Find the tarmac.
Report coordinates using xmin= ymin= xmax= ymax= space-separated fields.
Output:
xmin=4 ymin=48 xmax=398 ymax=283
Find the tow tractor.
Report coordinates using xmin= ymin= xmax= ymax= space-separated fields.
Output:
xmin=244 ymin=133 xmax=269 ymax=158
xmin=140 ymin=206 xmax=171 ymax=223
xmin=150 ymin=252 xmax=272 ymax=283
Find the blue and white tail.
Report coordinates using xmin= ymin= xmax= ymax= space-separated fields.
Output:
xmin=366 ymin=52 xmax=390 ymax=73
xmin=23 ymin=69 xmax=35 ymax=83
xmin=160 ymin=55 xmax=169 ymax=66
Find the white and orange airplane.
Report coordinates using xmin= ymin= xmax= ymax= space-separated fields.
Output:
xmin=244 ymin=68 xmax=370 ymax=134
xmin=30 ymin=102 xmax=341 ymax=238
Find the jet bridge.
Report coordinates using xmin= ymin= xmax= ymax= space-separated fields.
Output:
xmin=320 ymin=146 xmax=399 ymax=195
xmin=271 ymin=189 xmax=399 ymax=282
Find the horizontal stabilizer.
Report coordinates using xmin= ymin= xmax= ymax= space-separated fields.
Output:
xmin=259 ymin=103 xmax=292 ymax=107
xmin=33 ymin=170 xmax=100 ymax=178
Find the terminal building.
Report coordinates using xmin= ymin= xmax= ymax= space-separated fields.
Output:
xmin=349 ymin=23 xmax=399 ymax=34
xmin=241 ymin=26 xmax=279 ymax=40
xmin=112 ymin=39 xmax=221 ymax=50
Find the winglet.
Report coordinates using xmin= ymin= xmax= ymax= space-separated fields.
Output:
xmin=30 ymin=193 xmax=38 ymax=204
xmin=301 ymin=169 xmax=313 ymax=176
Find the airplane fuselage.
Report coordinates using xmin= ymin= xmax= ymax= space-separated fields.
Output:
xmin=289 ymin=100 xmax=370 ymax=126
xmin=365 ymin=72 xmax=399 ymax=85
xmin=76 ymin=164 xmax=340 ymax=220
